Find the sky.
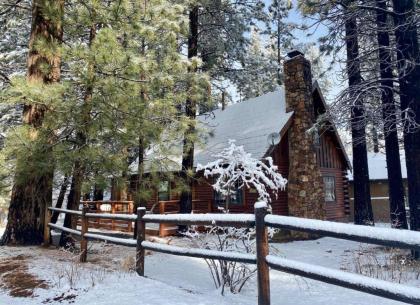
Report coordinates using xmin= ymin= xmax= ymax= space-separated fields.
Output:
xmin=262 ymin=0 xmax=346 ymax=102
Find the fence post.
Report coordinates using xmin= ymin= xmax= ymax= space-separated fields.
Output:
xmin=43 ymin=205 xmax=52 ymax=247
xmin=255 ymin=202 xmax=270 ymax=305
xmin=80 ymin=205 xmax=89 ymax=263
xmin=136 ymin=207 xmax=146 ymax=276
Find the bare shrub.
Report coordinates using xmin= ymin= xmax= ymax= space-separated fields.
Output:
xmin=352 ymin=245 xmax=420 ymax=283
xmin=120 ymin=256 xmax=136 ymax=273
xmin=53 ymin=245 xmax=108 ymax=288
xmin=184 ymin=225 xmax=278 ymax=295
xmin=88 ymin=267 xmax=107 ymax=287
xmin=61 ymin=262 xmax=81 ymax=288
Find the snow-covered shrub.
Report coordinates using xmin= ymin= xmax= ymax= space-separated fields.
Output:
xmin=184 ymin=220 xmax=278 ymax=295
xmin=196 ymin=140 xmax=287 ymax=211
xmin=192 ymin=140 xmax=284 ymax=294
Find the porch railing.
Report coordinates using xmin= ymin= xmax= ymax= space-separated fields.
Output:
xmin=75 ymin=199 xmax=212 ymax=236
xmin=79 ymin=200 xmax=134 ymax=232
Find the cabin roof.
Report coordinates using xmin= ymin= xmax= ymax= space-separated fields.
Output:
xmin=129 ymin=88 xmax=293 ymax=174
xmin=194 ymin=88 xmax=293 ymax=166
xmin=347 ymin=152 xmax=407 ymax=181
xmin=129 ymin=85 xmax=350 ymax=173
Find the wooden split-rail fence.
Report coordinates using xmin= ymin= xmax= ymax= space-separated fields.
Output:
xmin=46 ymin=204 xmax=420 ymax=305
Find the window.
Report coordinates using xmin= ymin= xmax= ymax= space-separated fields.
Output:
xmin=214 ymin=182 xmax=244 ymax=207
xmin=323 ymin=176 xmax=336 ymax=202
xmin=158 ymin=181 xmax=170 ymax=201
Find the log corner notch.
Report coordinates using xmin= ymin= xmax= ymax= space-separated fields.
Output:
xmin=255 ymin=202 xmax=270 ymax=305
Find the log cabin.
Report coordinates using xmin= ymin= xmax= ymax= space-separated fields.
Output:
xmin=102 ymin=51 xmax=351 ymax=235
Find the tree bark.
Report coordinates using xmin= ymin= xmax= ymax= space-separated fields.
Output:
xmin=344 ymin=5 xmax=374 ymax=225
xmin=93 ymin=184 xmax=104 ymax=201
xmin=50 ymin=174 xmax=70 ymax=224
xmin=1 ymin=0 xmax=64 ymax=245
xmin=179 ymin=6 xmax=199 ymax=219
xmin=392 ymin=0 xmax=420 ymax=233
xmin=276 ymin=3 xmax=282 ymax=86
xmin=60 ymin=23 xmax=96 ymax=246
xmin=375 ymin=0 xmax=407 ymax=229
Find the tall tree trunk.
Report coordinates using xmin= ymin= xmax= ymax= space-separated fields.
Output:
xmin=344 ymin=5 xmax=374 ymax=225
xmin=392 ymin=0 xmax=420 ymax=234
xmin=1 ymin=0 xmax=64 ymax=245
xmin=60 ymin=23 xmax=96 ymax=245
xmin=50 ymin=174 xmax=70 ymax=224
xmin=276 ymin=4 xmax=282 ymax=86
xmin=375 ymin=0 xmax=407 ymax=229
xmin=179 ymin=6 xmax=199 ymax=219
xmin=134 ymin=36 xmax=148 ymax=213
xmin=133 ymin=138 xmax=145 ymax=239
xmin=93 ymin=184 xmax=104 ymax=201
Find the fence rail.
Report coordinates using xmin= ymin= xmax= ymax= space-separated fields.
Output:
xmin=265 ymin=215 xmax=420 ymax=251
xmin=46 ymin=204 xmax=420 ymax=305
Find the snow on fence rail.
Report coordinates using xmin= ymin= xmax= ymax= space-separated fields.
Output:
xmin=49 ymin=207 xmax=82 ymax=216
xmin=266 ymin=255 xmax=420 ymax=304
xmin=48 ymin=222 xmax=81 ymax=236
xmin=85 ymin=212 xmax=137 ymax=221
xmin=265 ymin=215 xmax=420 ymax=251
xmin=143 ymin=213 xmax=255 ymax=226
xmin=46 ymin=205 xmax=420 ymax=305
xmin=142 ymin=241 xmax=256 ymax=264
xmin=84 ymin=232 xmax=137 ymax=247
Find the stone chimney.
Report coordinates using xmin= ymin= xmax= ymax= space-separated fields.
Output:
xmin=284 ymin=50 xmax=325 ymax=221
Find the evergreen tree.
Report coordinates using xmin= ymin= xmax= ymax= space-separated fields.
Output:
xmin=391 ymin=0 xmax=420 ymax=234
xmin=235 ymin=27 xmax=279 ymax=100
xmin=344 ymin=1 xmax=374 ymax=225
xmin=1 ymin=0 xmax=64 ymax=245
xmin=0 ymin=0 xmax=209 ymax=243
xmin=267 ymin=0 xmax=294 ymax=86
xmin=299 ymin=0 xmax=375 ymax=225
xmin=374 ymin=0 xmax=407 ymax=228
xmin=179 ymin=5 xmax=200 ymax=217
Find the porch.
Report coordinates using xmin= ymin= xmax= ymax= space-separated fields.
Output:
xmin=79 ymin=199 xmax=212 ymax=237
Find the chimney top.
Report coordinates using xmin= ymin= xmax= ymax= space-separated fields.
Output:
xmin=287 ymin=50 xmax=304 ymax=59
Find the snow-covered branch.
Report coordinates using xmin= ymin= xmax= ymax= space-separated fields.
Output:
xmin=196 ymin=140 xmax=287 ymax=203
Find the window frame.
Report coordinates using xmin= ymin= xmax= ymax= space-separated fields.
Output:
xmin=213 ymin=181 xmax=244 ymax=207
xmin=323 ymin=175 xmax=336 ymax=203
xmin=158 ymin=180 xmax=170 ymax=201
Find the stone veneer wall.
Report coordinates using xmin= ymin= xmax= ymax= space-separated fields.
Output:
xmin=284 ymin=54 xmax=325 ymax=221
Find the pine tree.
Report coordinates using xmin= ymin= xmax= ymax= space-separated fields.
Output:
xmin=267 ymin=0 xmax=294 ymax=86
xmin=235 ymin=27 xmax=279 ymax=100
xmin=1 ymin=0 xmax=210 ymax=243
xmin=1 ymin=0 xmax=64 ymax=245
xmin=298 ymin=0 xmax=375 ymax=225
xmin=374 ymin=0 xmax=407 ymax=228
xmin=391 ymin=0 xmax=420 ymax=233
xmin=344 ymin=1 xmax=373 ymax=225
xmin=179 ymin=6 xmax=200 ymax=217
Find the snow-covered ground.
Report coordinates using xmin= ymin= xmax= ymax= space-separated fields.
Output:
xmin=0 ymin=236 xmax=418 ymax=305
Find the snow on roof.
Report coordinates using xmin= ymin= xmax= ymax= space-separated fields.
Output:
xmin=195 ymin=88 xmax=293 ymax=166
xmin=347 ymin=152 xmax=407 ymax=181
xmin=129 ymin=88 xmax=293 ymax=173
